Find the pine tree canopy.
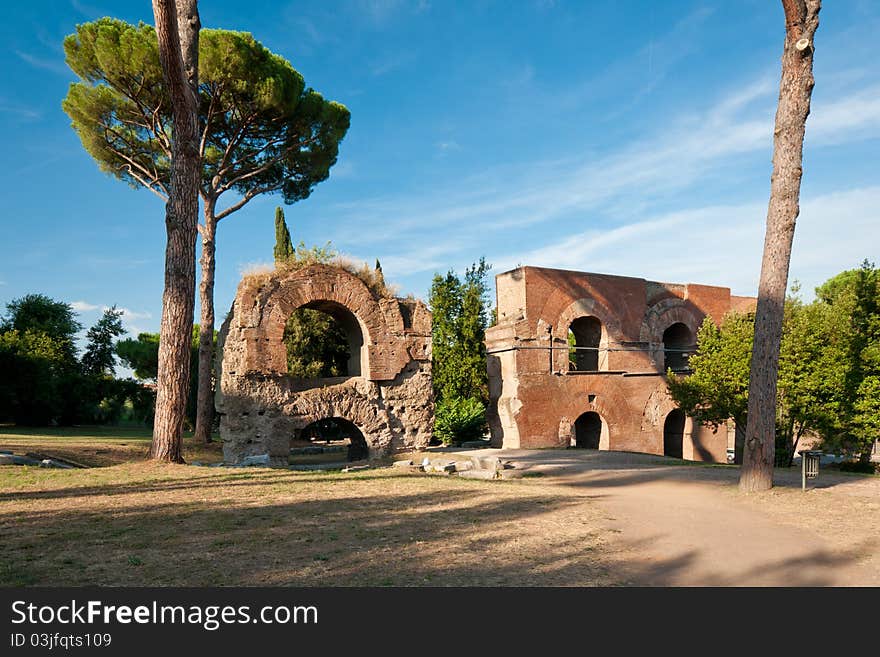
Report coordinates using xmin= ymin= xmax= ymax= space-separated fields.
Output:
xmin=62 ymin=18 xmax=350 ymax=215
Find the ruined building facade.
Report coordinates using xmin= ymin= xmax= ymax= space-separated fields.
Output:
xmin=216 ymin=264 xmax=433 ymax=466
xmin=486 ymin=266 xmax=755 ymax=462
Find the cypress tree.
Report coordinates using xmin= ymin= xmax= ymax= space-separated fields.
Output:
xmin=274 ymin=207 xmax=295 ymax=264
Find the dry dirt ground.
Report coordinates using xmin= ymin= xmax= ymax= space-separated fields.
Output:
xmin=464 ymin=449 xmax=880 ymax=586
xmin=1 ymin=429 xmax=878 ymax=587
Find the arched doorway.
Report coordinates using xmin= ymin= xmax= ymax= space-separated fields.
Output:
xmin=294 ymin=417 xmax=369 ymax=463
xmin=572 ymin=411 xmax=603 ymax=449
xmin=284 ymin=301 xmax=365 ymax=378
xmin=663 ymin=322 xmax=693 ymax=373
xmin=663 ymin=409 xmax=685 ymax=458
xmin=568 ymin=316 xmax=603 ymax=371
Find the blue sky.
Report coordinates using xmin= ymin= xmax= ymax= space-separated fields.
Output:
xmin=1 ymin=0 xmax=878 ymax=346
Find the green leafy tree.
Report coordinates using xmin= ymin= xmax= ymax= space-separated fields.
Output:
xmin=284 ymin=310 xmax=350 ymax=378
xmin=63 ymin=18 xmax=351 ymax=444
xmin=81 ymin=306 xmax=125 ymax=376
xmin=670 ymin=265 xmax=880 ymax=466
xmin=829 ymin=261 xmax=880 ymax=460
xmin=116 ymin=327 xmax=207 ymax=429
xmin=1 ymin=294 xmax=86 ymax=425
xmin=273 ymin=207 xmax=295 ymax=264
xmin=429 ymin=258 xmax=491 ymax=443
xmin=2 ymin=294 xmax=81 ymax=362
xmin=0 ymin=330 xmax=67 ymax=425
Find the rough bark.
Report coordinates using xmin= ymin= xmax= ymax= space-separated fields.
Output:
xmin=150 ymin=0 xmax=201 ymax=463
xmin=194 ymin=201 xmax=217 ymax=444
xmin=740 ymin=0 xmax=820 ymax=492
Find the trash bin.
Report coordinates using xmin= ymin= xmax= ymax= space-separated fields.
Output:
xmin=798 ymin=450 xmax=822 ymax=490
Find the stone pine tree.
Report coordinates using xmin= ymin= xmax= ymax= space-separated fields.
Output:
xmin=63 ymin=20 xmax=350 ymax=444
xmin=147 ymin=0 xmax=201 ymax=462
xmin=274 ymin=207 xmax=295 ymax=264
xmin=740 ymin=0 xmax=821 ymax=492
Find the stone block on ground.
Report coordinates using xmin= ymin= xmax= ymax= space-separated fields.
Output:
xmin=240 ymin=453 xmax=270 ymax=467
xmin=458 ymin=469 xmax=497 ymax=480
xmin=499 ymin=469 xmax=524 ymax=479
xmin=453 ymin=460 xmax=474 ymax=472
xmin=39 ymin=459 xmax=74 ymax=469
xmin=393 ymin=459 xmax=414 ymax=468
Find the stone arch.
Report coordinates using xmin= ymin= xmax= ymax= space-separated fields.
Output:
xmin=554 ymin=297 xmax=623 ymax=343
xmin=663 ymin=408 xmax=686 ymax=458
xmin=558 ymin=395 xmax=616 ymax=450
xmin=639 ymin=299 xmax=703 ymax=370
xmin=571 ymin=411 xmax=609 ymax=449
xmin=236 ymin=266 xmax=411 ymax=381
xmin=285 ymin=300 xmax=365 ymax=378
xmin=662 ymin=322 xmax=694 ymax=372
xmin=298 ymin=416 xmax=370 ymax=462
xmin=217 ymin=264 xmax=433 ymax=466
xmin=553 ymin=298 xmax=623 ymax=372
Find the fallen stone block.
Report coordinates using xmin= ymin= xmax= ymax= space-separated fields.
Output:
xmin=433 ymin=462 xmax=456 ymax=473
xmin=453 ymin=460 xmax=474 ymax=472
xmin=39 ymin=459 xmax=74 ymax=469
xmin=499 ymin=470 xmax=524 ymax=480
xmin=475 ymin=457 xmax=504 ymax=472
xmin=457 ymin=469 xmax=497 ymax=480
xmin=240 ymin=453 xmax=270 ymax=467
xmin=342 ymin=465 xmax=370 ymax=473
xmin=393 ymin=459 xmax=414 ymax=468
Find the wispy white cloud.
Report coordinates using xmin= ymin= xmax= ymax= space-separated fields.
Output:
xmin=115 ymin=307 xmax=152 ymax=322
xmin=330 ymin=160 xmax=356 ymax=179
xmin=14 ymin=50 xmax=68 ymax=75
xmin=328 ymin=75 xmax=879 ymax=248
xmin=356 ymin=0 xmax=430 ymax=24
xmin=370 ymin=50 xmax=418 ymax=76
xmin=436 ymin=140 xmax=461 ymax=153
xmin=70 ymin=0 xmax=102 ymax=19
xmin=493 ymin=186 xmax=880 ymax=298
xmin=0 ymin=101 xmax=41 ymax=121
xmin=324 ymin=64 xmax=879 ymax=295
xmin=71 ymin=302 xmax=152 ymax=336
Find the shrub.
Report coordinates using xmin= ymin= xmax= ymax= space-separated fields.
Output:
xmin=433 ymin=397 xmax=487 ymax=446
xmin=838 ymin=460 xmax=878 ymax=474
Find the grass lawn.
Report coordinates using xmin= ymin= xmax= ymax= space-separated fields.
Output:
xmin=0 ymin=427 xmax=617 ymax=587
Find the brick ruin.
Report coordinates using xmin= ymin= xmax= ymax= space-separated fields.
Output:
xmin=486 ymin=266 xmax=756 ymax=462
xmin=215 ymin=263 xmax=433 ymax=466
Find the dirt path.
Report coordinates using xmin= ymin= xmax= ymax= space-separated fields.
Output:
xmin=456 ymin=449 xmax=880 ymax=586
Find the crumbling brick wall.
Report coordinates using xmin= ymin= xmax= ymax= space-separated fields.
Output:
xmin=216 ymin=264 xmax=433 ymax=466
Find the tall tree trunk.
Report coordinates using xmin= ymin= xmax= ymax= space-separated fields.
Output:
xmin=740 ymin=0 xmax=820 ymax=492
xmin=150 ymin=0 xmax=201 ymax=463
xmin=194 ymin=203 xmax=217 ymax=444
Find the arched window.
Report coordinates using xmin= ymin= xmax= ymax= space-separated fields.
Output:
xmin=663 ymin=409 xmax=685 ymax=458
xmin=294 ymin=417 xmax=369 ymax=463
xmin=663 ymin=322 xmax=693 ymax=372
xmin=284 ymin=301 xmax=364 ymax=378
xmin=572 ymin=411 xmax=604 ymax=449
xmin=568 ymin=316 xmax=603 ymax=372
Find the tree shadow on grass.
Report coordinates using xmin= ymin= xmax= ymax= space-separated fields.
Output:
xmin=1 ymin=485 xmax=621 ymax=587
